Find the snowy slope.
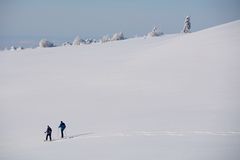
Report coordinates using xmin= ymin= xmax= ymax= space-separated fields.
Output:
xmin=0 ymin=20 xmax=240 ymax=160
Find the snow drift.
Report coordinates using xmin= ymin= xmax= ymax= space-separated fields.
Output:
xmin=0 ymin=20 xmax=240 ymax=160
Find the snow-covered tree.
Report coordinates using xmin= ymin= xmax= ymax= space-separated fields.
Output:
xmin=182 ymin=16 xmax=191 ymax=33
xmin=101 ymin=35 xmax=111 ymax=43
xmin=147 ymin=27 xmax=164 ymax=37
xmin=73 ymin=36 xmax=85 ymax=45
xmin=101 ymin=32 xmax=125 ymax=43
xmin=39 ymin=39 xmax=54 ymax=48
xmin=73 ymin=36 xmax=81 ymax=45
xmin=111 ymin=32 xmax=125 ymax=41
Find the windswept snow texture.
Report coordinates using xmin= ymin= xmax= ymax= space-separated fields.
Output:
xmin=1 ymin=20 xmax=240 ymax=160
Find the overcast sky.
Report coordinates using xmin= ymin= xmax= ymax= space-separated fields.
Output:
xmin=0 ymin=0 xmax=240 ymax=48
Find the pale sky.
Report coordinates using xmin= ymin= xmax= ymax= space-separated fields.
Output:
xmin=0 ymin=0 xmax=239 ymax=48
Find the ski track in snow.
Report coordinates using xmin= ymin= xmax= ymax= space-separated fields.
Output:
xmin=49 ymin=131 xmax=240 ymax=142
xmin=86 ymin=131 xmax=240 ymax=138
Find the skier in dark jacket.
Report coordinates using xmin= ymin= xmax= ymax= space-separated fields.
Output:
xmin=45 ymin=125 xmax=52 ymax=141
xmin=58 ymin=121 xmax=66 ymax=138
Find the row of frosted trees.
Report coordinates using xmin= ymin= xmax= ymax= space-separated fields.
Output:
xmin=21 ymin=16 xmax=191 ymax=49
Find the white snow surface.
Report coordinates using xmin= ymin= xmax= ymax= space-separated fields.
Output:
xmin=1 ymin=20 xmax=240 ymax=160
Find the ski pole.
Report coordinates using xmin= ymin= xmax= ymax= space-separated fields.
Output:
xmin=58 ymin=128 xmax=60 ymax=138
xmin=64 ymin=129 xmax=67 ymax=138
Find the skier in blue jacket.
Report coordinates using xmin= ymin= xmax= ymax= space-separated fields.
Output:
xmin=58 ymin=121 xmax=66 ymax=138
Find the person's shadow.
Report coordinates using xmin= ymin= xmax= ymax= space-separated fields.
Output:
xmin=68 ymin=132 xmax=94 ymax=139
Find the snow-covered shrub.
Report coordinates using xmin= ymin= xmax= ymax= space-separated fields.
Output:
xmin=182 ymin=16 xmax=191 ymax=33
xmin=147 ymin=27 xmax=164 ymax=37
xmin=16 ymin=46 xmax=24 ymax=51
xmin=101 ymin=35 xmax=111 ymax=43
xmin=111 ymin=32 xmax=125 ymax=41
xmin=85 ymin=39 xmax=93 ymax=44
xmin=72 ymin=36 xmax=85 ymax=45
xmin=39 ymin=39 xmax=54 ymax=48
xmin=62 ymin=42 xmax=72 ymax=46
xmin=10 ymin=46 xmax=16 ymax=51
